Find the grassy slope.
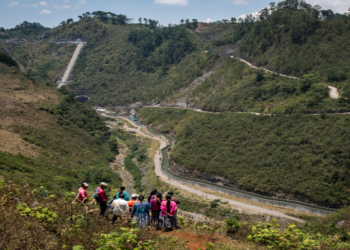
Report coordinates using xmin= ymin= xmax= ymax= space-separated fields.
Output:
xmin=3 ymin=18 xmax=218 ymax=106
xmin=0 ymin=62 xmax=121 ymax=193
xmin=139 ymin=107 xmax=350 ymax=208
xmin=187 ymin=57 xmax=350 ymax=114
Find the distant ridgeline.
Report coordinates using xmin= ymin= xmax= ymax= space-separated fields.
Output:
xmin=212 ymin=0 xmax=350 ymax=93
xmin=2 ymin=0 xmax=350 ymax=109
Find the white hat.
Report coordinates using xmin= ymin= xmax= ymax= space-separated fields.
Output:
xmin=82 ymin=183 xmax=89 ymax=187
xmin=100 ymin=182 xmax=108 ymax=186
xmin=131 ymin=194 xmax=138 ymax=198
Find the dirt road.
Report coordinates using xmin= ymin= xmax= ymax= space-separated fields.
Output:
xmin=231 ymin=56 xmax=339 ymax=99
xmin=110 ymin=115 xmax=304 ymax=223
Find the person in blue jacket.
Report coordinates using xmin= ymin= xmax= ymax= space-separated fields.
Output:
xmin=116 ymin=186 xmax=130 ymax=201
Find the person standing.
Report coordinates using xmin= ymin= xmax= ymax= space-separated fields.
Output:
xmin=150 ymin=192 xmax=163 ymax=230
xmin=111 ymin=193 xmax=129 ymax=223
xmin=168 ymin=191 xmax=180 ymax=228
xmin=167 ymin=191 xmax=181 ymax=205
xmin=96 ymin=182 xmax=108 ymax=216
xmin=128 ymin=194 xmax=139 ymax=213
xmin=116 ymin=186 xmax=130 ymax=201
xmin=160 ymin=195 xmax=177 ymax=231
xmin=147 ymin=189 xmax=157 ymax=203
xmin=131 ymin=195 xmax=151 ymax=229
xmin=75 ymin=183 xmax=89 ymax=203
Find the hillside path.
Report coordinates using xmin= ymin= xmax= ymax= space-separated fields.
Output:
xmin=106 ymin=115 xmax=304 ymax=223
xmin=231 ymin=56 xmax=339 ymax=99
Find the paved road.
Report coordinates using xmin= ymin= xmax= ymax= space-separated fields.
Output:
xmin=110 ymin=115 xmax=304 ymax=223
xmin=231 ymin=56 xmax=339 ymax=99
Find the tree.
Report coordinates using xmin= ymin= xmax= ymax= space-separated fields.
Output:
xmin=66 ymin=18 xmax=74 ymax=24
xmin=230 ymin=17 xmax=237 ymax=24
xmin=192 ymin=19 xmax=198 ymax=29
xmin=138 ymin=18 xmax=142 ymax=25
xmin=269 ymin=2 xmax=276 ymax=11
xmin=180 ymin=19 xmax=184 ymax=24
xmin=259 ymin=8 xmax=269 ymax=20
xmin=144 ymin=18 xmax=148 ymax=26
xmin=78 ymin=15 xmax=83 ymax=20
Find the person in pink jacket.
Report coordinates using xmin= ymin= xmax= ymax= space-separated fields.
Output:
xmin=160 ymin=194 xmax=177 ymax=231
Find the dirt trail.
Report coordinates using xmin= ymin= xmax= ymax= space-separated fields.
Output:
xmin=109 ymin=115 xmax=304 ymax=223
xmin=231 ymin=56 xmax=339 ymax=99
xmin=107 ymin=123 xmax=136 ymax=194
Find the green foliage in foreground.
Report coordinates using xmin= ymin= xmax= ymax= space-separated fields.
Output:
xmin=247 ymin=220 xmax=350 ymax=249
xmin=139 ymin=108 xmax=350 ymax=207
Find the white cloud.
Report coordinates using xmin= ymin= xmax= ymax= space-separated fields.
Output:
xmin=238 ymin=9 xmax=261 ymax=20
xmin=8 ymin=1 xmax=19 ymax=6
xmin=203 ymin=18 xmax=213 ymax=23
xmin=39 ymin=1 xmax=49 ymax=6
xmin=78 ymin=0 xmax=86 ymax=4
xmin=232 ymin=0 xmax=248 ymax=6
xmin=64 ymin=0 xmax=69 ymax=2
xmin=54 ymin=4 xmax=72 ymax=9
xmin=307 ymin=0 xmax=350 ymax=13
xmin=24 ymin=3 xmax=39 ymax=7
xmin=155 ymin=0 xmax=188 ymax=6
xmin=39 ymin=9 xmax=52 ymax=14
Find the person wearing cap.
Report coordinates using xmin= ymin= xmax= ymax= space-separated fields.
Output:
xmin=128 ymin=194 xmax=139 ymax=213
xmin=116 ymin=186 xmax=130 ymax=201
xmin=77 ymin=183 xmax=89 ymax=203
xmin=97 ymin=182 xmax=108 ymax=216
xmin=111 ymin=193 xmax=129 ymax=223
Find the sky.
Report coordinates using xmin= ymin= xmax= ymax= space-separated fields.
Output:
xmin=1 ymin=0 xmax=350 ymax=29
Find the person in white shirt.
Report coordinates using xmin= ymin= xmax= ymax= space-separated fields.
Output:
xmin=111 ymin=193 xmax=129 ymax=223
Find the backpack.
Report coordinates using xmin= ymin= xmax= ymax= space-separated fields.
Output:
xmin=93 ymin=188 xmax=101 ymax=202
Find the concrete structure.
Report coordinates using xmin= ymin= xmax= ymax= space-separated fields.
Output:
xmin=58 ymin=42 xmax=86 ymax=88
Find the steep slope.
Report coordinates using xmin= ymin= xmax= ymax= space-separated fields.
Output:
xmin=209 ymin=0 xmax=350 ymax=97
xmin=0 ymin=60 xmax=121 ymax=193
xmin=3 ymin=17 xmax=219 ymax=106
xmin=139 ymin=107 xmax=350 ymax=208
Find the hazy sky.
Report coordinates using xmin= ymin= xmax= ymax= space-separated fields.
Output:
xmin=1 ymin=0 xmax=350 ymax=29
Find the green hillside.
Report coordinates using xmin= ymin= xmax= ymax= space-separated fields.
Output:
xmin=139 ymin=107 xmax=350 ymax=208
xmin=0 ymin=60 xmax=121 ymax=194
xmin=181 ymin=57 xmax=350 ymax=114
xmin=3 ymin=15 xmax=218 ymax=106
xmin=211 ymin=0 xmax=350 ymax=95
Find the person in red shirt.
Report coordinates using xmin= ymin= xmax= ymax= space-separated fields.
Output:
xmin=96 ymin=182 xmax=108 ymax=216
xmin=77 ymin=183 xmax=89 ymax=203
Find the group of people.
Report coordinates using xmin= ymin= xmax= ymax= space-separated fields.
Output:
xmin=75 ymin=182 xmax=181 ymax=231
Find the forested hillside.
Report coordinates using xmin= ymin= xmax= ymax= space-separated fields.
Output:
xmin=139 ymin=107 xmax=350 ymax=208
xmin=2 ymin=14 xmax=218 ymax=106
xmin=211 ymin=0 xmax=350 ymax=95
xmin=0 ymin=57 xmax=121 ymax=194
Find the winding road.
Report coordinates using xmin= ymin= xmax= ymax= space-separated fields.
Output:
xmin=231 ymin=56 xmax=339 ymax=99
xmin=105 ymin=114 xmax=305 ymax=223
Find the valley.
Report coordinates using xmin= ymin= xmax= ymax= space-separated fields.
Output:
xmin=3 ymin=0 xmax=350 ymax=248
